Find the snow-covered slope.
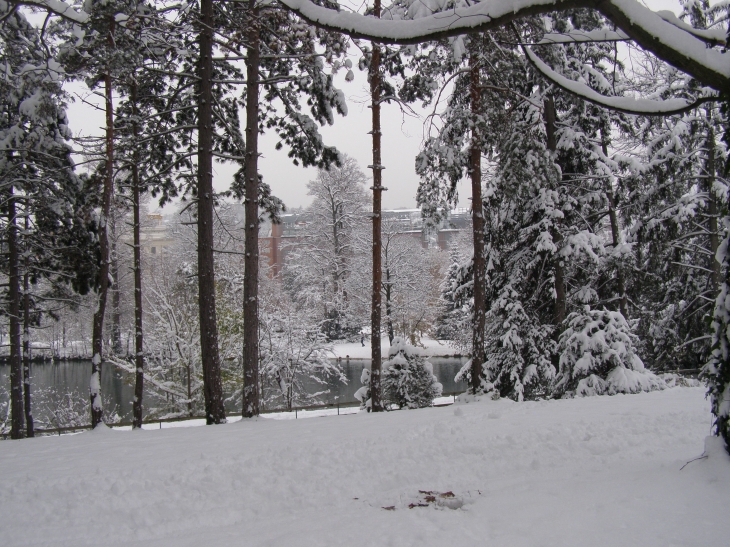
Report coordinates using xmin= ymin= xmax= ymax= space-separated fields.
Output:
xmin=1 ymin=387 xmax=726 ymax=546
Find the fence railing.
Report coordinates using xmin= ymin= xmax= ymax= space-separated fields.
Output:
xmin=22 ymin=392 xmax=463 ymax=437
xmin=10 ymin=370 xmax=702 ymax=438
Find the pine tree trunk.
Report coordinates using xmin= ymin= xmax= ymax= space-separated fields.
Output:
xmin=600 ymin=132 xmax=627 ymax=318
xmin=110 ymin=213 xmax=122 ymax=355
xmin=8 ymin=186 xmax=24 ymax=439
xmin=90 ymin=62 xmax=115 ymax=429
xmin=197 ymin=0 xmax=226 ymax=424
xmin=369 ymin=0 xmax=384 ymax=412
xmin=706 ymin=123 xmax=721 ymax=294
xmin=111 ymin=247 xmax=121 ymax=351
xmin=469 ymin=54 xmax=486 ymax=394
xmin=23 ymin=240 xmax=33 ymax=438
xmin=385 ymin=265 xmax=394 ymax=344
xmin=242 ymin=0 xmax=261 ymax=418
xmin=544 ymin=96 xmax=566 ymax=329
xmin=131 ymin=81 xmax=145 ymax=430
xmin=607 ymin=192 xmax=628 ymax=318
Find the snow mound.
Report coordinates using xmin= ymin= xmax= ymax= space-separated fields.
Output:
xmin=661 ymin=373 xmax=701 ymax=388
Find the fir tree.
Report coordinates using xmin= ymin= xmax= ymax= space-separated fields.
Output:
xmin=382 ymin=337 xmax=442 ymax=409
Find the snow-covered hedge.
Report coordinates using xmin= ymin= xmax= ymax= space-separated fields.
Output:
xmin=382 ymin=337 xmax=443 ymax=409
xmin=554 ymin=307 xmax=665 ymax=397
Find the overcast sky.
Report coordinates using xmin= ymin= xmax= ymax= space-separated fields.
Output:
xmin=62 ymin=0 xmax=679 ymax=213
xmin=65 ymin=59 xmax=467 ymax=212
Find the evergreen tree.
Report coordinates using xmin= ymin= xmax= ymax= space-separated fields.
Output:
xmin=382 ymin=337 xmax=442 ymax=409
xmin=554 ymin=306 xmax=665 ymax=397
xmin=0 ymin=4 xmax=95 ymax=437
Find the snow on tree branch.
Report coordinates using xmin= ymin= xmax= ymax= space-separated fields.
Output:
xmin=278 ymin=0 xmax=586 ymax=43
xmin=536 ymin=29 xmax=629 ymax=45
xmin=277 ymin=0 xmax=730 ymax=92
xmin=523 ymin=47 xmax=719 ymax=116
xmin=654 ymin=9 xmax=726 ymax=47
xmin=9 ymin=0 xmax=89 ymax=23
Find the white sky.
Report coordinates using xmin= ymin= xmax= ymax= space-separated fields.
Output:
xmin=63 ymin=52 xmax=456 ymax=212
xmin=62 ymin=0 xmax=680 ymax=212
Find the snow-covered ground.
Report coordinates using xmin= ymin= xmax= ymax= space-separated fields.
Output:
xmin=1 ymin=387 xmax=727 ymax=547
xmin=331 ymin=336 xmax=461 ymax=359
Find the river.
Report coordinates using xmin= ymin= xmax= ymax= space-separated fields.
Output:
xmin=0 ymin=357 xmax=468 ymax=424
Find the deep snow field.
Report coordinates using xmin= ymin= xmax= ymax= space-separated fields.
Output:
xmin=1 ymin=387 xmax=727 ymax=547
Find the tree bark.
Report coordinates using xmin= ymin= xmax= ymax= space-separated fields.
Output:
xmin=90 ymin=58 xmax=115 ymax=429
xmin=600 ymin=131 xmax=627 ymax=318
xmin=110 ymin=213 xmax=122 ymax=355
xmin=23 ymin=216 xmax=33 ymax=437
xmin=131 ymin=80 xmax=145 ymax=429
xmin=469 ymin=53 xmax=486 ymax=394
xmin=242 ymin=0 xmax=261 ymax=418
xmin=544 ymin=95 xmax=566 ymax=330
xmin=385 ymin=264 xmax=394 ymax=344
xmin=197 ymin=0 xmax=226 ymax=424
xmin=606 ymin=192 xmax=628 ymax=317
xmin=706 ymin=122 xmax=721 ymax=294
xmin=368 ymin=0 xmax=384 ymax=412
xmin=8 ymin=186 xmax=24 ymax=439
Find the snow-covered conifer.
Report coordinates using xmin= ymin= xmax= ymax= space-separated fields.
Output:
xmin=382 ymin=337 xmax=442 ymax=409
xmin=554 ymin=306 xmax=665 ymax=397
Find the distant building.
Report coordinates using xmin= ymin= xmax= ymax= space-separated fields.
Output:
xmin=259 ymin=208 xmax=471 ymax=276
xmin=140 ymin=214 xmax=176 ymax=257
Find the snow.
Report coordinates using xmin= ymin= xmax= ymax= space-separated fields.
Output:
xmin=21 ymin=0 xmax=89 ymax=23
xmin=280 ymin=0 xmax=559 ymax=42
xmin=280 ymin=0 xmax=730 ymax=92
xmin=524 ymin=47 xmax=716 ymax=115
xmin=1 ymin=387 xmax=726 ymax=546
xmin=538 ymin=29 xmax=629 ymax=44
xmin=331 ymin=336 xmax=461 ymax=359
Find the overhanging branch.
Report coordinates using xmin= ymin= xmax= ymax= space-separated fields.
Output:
xmin=523 ymin=46 xmax=719 ymax=116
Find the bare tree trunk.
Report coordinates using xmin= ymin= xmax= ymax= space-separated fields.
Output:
xmin=197 ymin=0 xmax=226 ymax=424
xmin=600 ymin=131 xmax=627 ymax=318
xmin=23 ymin=217 xmax=33 ymax=437
xmin=469 ymin=54 xmax=486 ymax=394
xmin=90 ymin=58 xmax=115 ymax=429
xmin=131 ymin=81 xmax=145 ymax=429
xmin=8 ymin=186 xmax=24 ymax=439
xmin=544 ymin=95 xmax=565 ymax=330
xmin=368 ymin=0 xmax=384 ymax=412
xmin=385 ymin=265 xmax=394 ymax=344
xmin=110 ymin=211 xmax=122 ymax=355
xmin=606 ymin=192 xmax=628 ymax=317
xmin=242 ymin=0 xmax=261 ymax=418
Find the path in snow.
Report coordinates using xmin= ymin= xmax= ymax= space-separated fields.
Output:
xmin=0 ymin=387 xmax=727 ymax=547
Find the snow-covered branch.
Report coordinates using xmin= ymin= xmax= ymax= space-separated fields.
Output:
xmin=277 ymin=0 xmax=730 ymax=92
xmin=523 ymin=47 xmax=719 ymax=116
xmin=10 ymin=0 xmax=89 ymax=23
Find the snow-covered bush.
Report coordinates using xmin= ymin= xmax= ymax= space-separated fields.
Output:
xmin=659 ymin=373 xmax=700 ymax=388
xmin=382 ymin=337 xmax=442 ymax=409
xmin=255 ymin=270 xmax=345 ymax=411
xmin=554 ymin=306 xmax=665 ymax=397
xmin=354 ymin=368 xmax=371 ymax=411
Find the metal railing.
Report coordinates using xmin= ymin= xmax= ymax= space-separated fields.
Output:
xmin=23 ymin=392 xmax=463 ymax=437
